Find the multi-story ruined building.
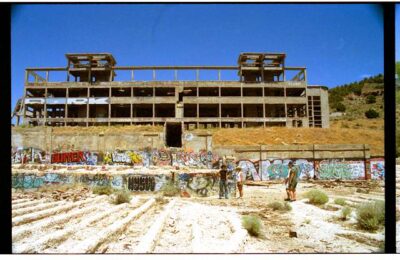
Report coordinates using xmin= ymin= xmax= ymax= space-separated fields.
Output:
xmin=13 ymin=52 xmax=329 ymax=141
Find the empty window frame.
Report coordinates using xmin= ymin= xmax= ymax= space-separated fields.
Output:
xmin=243 ymin=87 xmax=262 ymax=97
xmin=89 ymin=104 xmax=109 ymax=118
xmin=46 ymin=104 xmax=65 ymax=118
xmin=26 ymin=88 xmax=45 ymax=98
xmin=111 ymin=104 xmax=131 ymax=118
xmin=67 ymin=105 xmax=87 ymax=118
xmin=133 ymin=88 xmax=153 ymax=97
xmin=287 ymin=104 xmax=306 ymax=117
xmin=112 ymin=88 xmax=131 ymax=97
xmin=221 ymin=104 xmax=241 ymax=117
xmin=155 ymin=87 xmax=175 ymax=97
xmin=264 ymin=87 xmax=284 ymax=97
xmin=47 ymin=88 xmax=66 ymax=97
xmin=90 ymin=88 xmax=109 ymax=97
xmin=199 ymin=87 xmax=219 ymax=97
xmin=243 ymin=104 xmax=263 ymax=117
xmin=184 ymin=104 xmax=197 ymax=117
xmin=133 ymin=104 xmax=153 ymax=117
xmin=199 ymin=104 xmax=219 ymax=117
xmin=69 ymin=88 xmax=88 ymax=97
xmin=286 ymin=88 xmax=306 ymax=97
xmin=221 ymin=87 xmax=241 ymax=96
xmin=155 ymin=104 xmax=175 ymax=117
xmin=265 ymin=104 xmax=285 ymax=117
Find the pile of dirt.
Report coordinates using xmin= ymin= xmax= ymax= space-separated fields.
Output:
xmin=211 ymin=127 xmax=383 ymax=156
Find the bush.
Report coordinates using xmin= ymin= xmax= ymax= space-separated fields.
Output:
xmin=161 ymin=181 xmax=180 ymax=197
xmin=341 ymin=206 xmax=352 ymax=220
xmin=242 ymin=215 xmax=262 ymax=237
xmin=336 ymin=102 xmax=346 ymax=112
xmin=93 ymin=186 xmax=114 ymax=195
xmin=356 ymin=200 xmax=385 ymax=231
xmin=111 ymin=190 xmax=131 ymax=205
xmin=334 ymin=198 xmax=346 ymax=206
xmin=365 ymin=109 xmax=379 ymax=119
xmin=268 ymin=201 xmax=292 ymax=212
xmin=305 ymin=189 xmax=329 ymax=205
xmin=366 ymin=95 xmax=376 ymax=104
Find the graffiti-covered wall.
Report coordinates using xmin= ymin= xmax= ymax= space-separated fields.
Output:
xmin=177 ymin=172 xmax=235 ymax=197
xmin=238 ymin=159 xmax=314 ymax=181
xmin=12 ymin=147 xmax=219 ymax=169
xmin=370 ymin=158 xmax=384 ymax=180
xmin=236 ymin=159 xmax=370 ymax=181
xmin=12 ymin=147 xmax=49 ymax=164
xmin=11 ymin=171 xmax=231 ymax=197
xmin=315 ymin=160 xmax=365 ymax=180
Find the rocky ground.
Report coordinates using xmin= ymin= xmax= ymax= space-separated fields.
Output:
xmin=12 ymin=180 xmax=385 ymax=253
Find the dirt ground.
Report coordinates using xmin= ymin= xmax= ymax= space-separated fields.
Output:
xmin=12 ymin=180 xmax=385 ymax=254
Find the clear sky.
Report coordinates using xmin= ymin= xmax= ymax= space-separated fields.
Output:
xmin=11 ymin=4 xmax=383 ymax=114
xmin=396 ymin=5 xmax=400 ymax=61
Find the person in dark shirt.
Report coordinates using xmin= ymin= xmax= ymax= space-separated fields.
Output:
xmin=219 ymin=164 xmax=229 ymax=199
xmin=287 ymin=161 xmax=298 ymax=201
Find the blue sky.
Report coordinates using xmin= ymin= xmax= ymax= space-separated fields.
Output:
xmin=12 ymin=4 xmax=383 ymax=113
xmin=396 ymin=5 xmax=400 ymax=61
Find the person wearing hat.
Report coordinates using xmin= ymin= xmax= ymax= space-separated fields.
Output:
xmin=232 ymin=166 xmax=244 ymax=199
xmin=285 ymin=161 xmax=298 ymax=202
xmin=219 ymin=164 xmax=229 ymax=199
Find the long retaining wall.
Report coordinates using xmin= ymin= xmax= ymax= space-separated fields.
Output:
xmin=12 ymin=127 xmax=211 ymax=153
xmin=12 ymin=127 xmax=384 ymax=180
xmin=11 ymin=167 xmax=236 ymax=197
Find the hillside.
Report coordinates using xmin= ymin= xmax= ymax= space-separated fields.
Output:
xmin=211 ymin=127 xmax=383 ymax=156
xmin=329 ymin=74 xmax=384 ymax=132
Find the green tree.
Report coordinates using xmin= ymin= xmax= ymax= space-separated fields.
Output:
xmin=366 ymin=95 xmax=376 ymax=104
xmin=365 ymin=109 xmax=379 ymax=119
xmin=336 ymin=103 xmax=346 ymax=112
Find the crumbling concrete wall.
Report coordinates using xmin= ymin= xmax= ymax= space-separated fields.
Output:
xmin=12 ymin=127 xmax=166 ymax=152
xmin=11 ymin=168 xmax=234 ymax=197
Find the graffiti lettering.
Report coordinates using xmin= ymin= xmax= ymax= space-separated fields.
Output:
xmin=317 ymin=160 xmax=365 ymax=180
xmin=237 ymin=159 xmax=314 ymax=181
xmin=127 ymin=176 xmax=156 ymax=191
xmin=51 ymin=151 xmax=85 ymax=164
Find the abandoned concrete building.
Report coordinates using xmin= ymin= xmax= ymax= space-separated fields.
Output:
xmin=13 ymin=52 xmax=329 ymax=132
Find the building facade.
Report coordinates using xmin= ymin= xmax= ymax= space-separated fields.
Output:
xmin=13 ymin=52 xmax=329 ymax=131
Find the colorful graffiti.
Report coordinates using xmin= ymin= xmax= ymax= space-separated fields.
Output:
xmin=151 ymin=149 xmax=171 ymax=166
xmin=12 ymin=173 xmax=73 ymax=189
xmin=237 ymin=159 xmax=314 ymax=181
xmin=370 ymin=158 xmax=385 ymax=180
xmin=172 ymin=150 xmax=218 ymax=168
xmin=12 ymin=147 xmax=218 ymax=168
xmin=317 ymin=160 xmax=365 ymax=180
xmin=51 ymin=151 xmax=85 ymax=164
xmin=178 ymin=173 xmax=235 ymax=197
xmin=12 ymin=172 xmax=124 ymax=190
xmin=12 ymin=147 xmax=48 ymax=164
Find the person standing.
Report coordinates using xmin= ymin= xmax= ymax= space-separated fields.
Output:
xmin=219 ymin=164 xmax=229 ymax=199
xmin=287 ymin=161 xmax=298 ymax=202
xmin=233 ymin=166 xmax=244 ymax=199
